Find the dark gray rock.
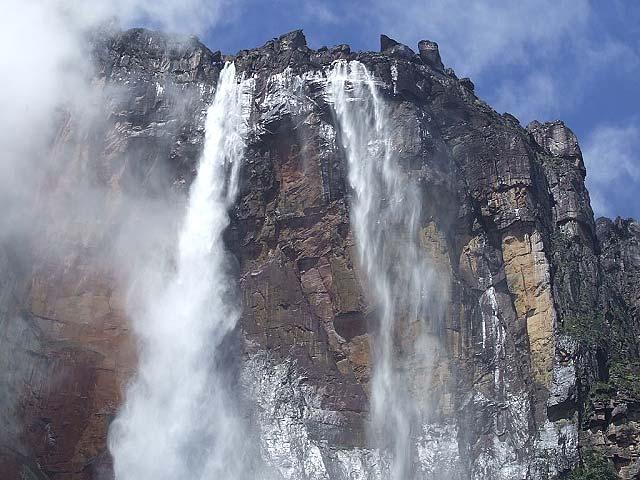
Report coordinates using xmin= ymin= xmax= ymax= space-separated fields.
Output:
xmin=380 ymin=34 xmax=416 ymax=60
xmin=418 ymin=39 xmax=445 ymax=70
xmin=528 ymin=120 xmax=583 ymax=164
xmin=460 ymin=77 xmax=475 ymax=91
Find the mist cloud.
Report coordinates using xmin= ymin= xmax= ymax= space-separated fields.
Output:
xmin=0 ymin=0 xmax=234 ymax=459
xmin=583 ymin=122 xmax=640 ymax=218
xmin=0 ymin=0 xmax=235 ymax=239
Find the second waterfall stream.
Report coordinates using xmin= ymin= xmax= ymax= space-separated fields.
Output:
xmin=328 ymin=60 xmax=439 ymax=479
xmin=109 ymin=63 xmax=254 ymax=480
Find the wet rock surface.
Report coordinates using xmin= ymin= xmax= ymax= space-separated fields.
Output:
xmin=0 ymin=27 xmax=638 ymax=479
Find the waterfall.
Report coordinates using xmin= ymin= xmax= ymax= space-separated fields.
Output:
xmin=109 ymin=63 xmax=252 ymax=480
xmin=327 ymin=60 xmax=437 ymax=479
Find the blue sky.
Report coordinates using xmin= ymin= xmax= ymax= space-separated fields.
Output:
xmin=142 ymin=0 xmax=640 ymax=220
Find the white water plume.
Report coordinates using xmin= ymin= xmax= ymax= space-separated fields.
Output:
xmin=327 ymin=60 xmax=440 ymax=479
xmin=109 ymin=63 xmax=253 ymax=480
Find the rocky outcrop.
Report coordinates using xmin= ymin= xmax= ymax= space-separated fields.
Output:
xmin=0 ymin=28 xmax=637 ymax=480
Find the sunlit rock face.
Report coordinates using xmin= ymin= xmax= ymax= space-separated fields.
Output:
xmin=0 ymin=27 xmax=638 ymax=480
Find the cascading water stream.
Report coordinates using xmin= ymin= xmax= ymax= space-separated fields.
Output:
xmin=109 ymin=63 xmax=252 ymax=480
xmin=328 ymin=60 xmax=437 ymax=479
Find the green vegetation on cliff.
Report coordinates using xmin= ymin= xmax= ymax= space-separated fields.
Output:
xmin=568 ymin=451 xmax=619 ymax=480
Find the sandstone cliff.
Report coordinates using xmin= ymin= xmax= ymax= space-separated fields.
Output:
xmin=0 ymin=28 xmax=638 ymax=479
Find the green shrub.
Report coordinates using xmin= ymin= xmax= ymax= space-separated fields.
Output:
xmin=568 ymin=451 xmax=619 ymax=480
xmin=609 ymin=361 xmax=640 ymax=399
xmin=563 ymin=311 xmax=607 ymax=348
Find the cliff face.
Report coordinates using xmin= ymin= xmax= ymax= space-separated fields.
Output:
xmin=0 ymin=28 xmax=638 ymax=480
xmin=589 ymin=218 xmax=640 ymax=478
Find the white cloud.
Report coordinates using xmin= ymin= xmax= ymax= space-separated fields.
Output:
xmin=301 ymin=0 xmax=342 ymax=24
xmin=65 ymin=0 xmax=232 ymax=36
xmin=582 ymin=122 xmax=640 ymax=217
xmin=491 ymin=72 xmax=560 ymax=124
xmin=366 ymin=0 xmax=591 ymax=77
xmin=344 ymin=0 xmax=637 ymax=127
xmin=0 ymin=0 xmax=234 ymax=234
xmin=0 ymin=0 xmax=248 ymax=459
